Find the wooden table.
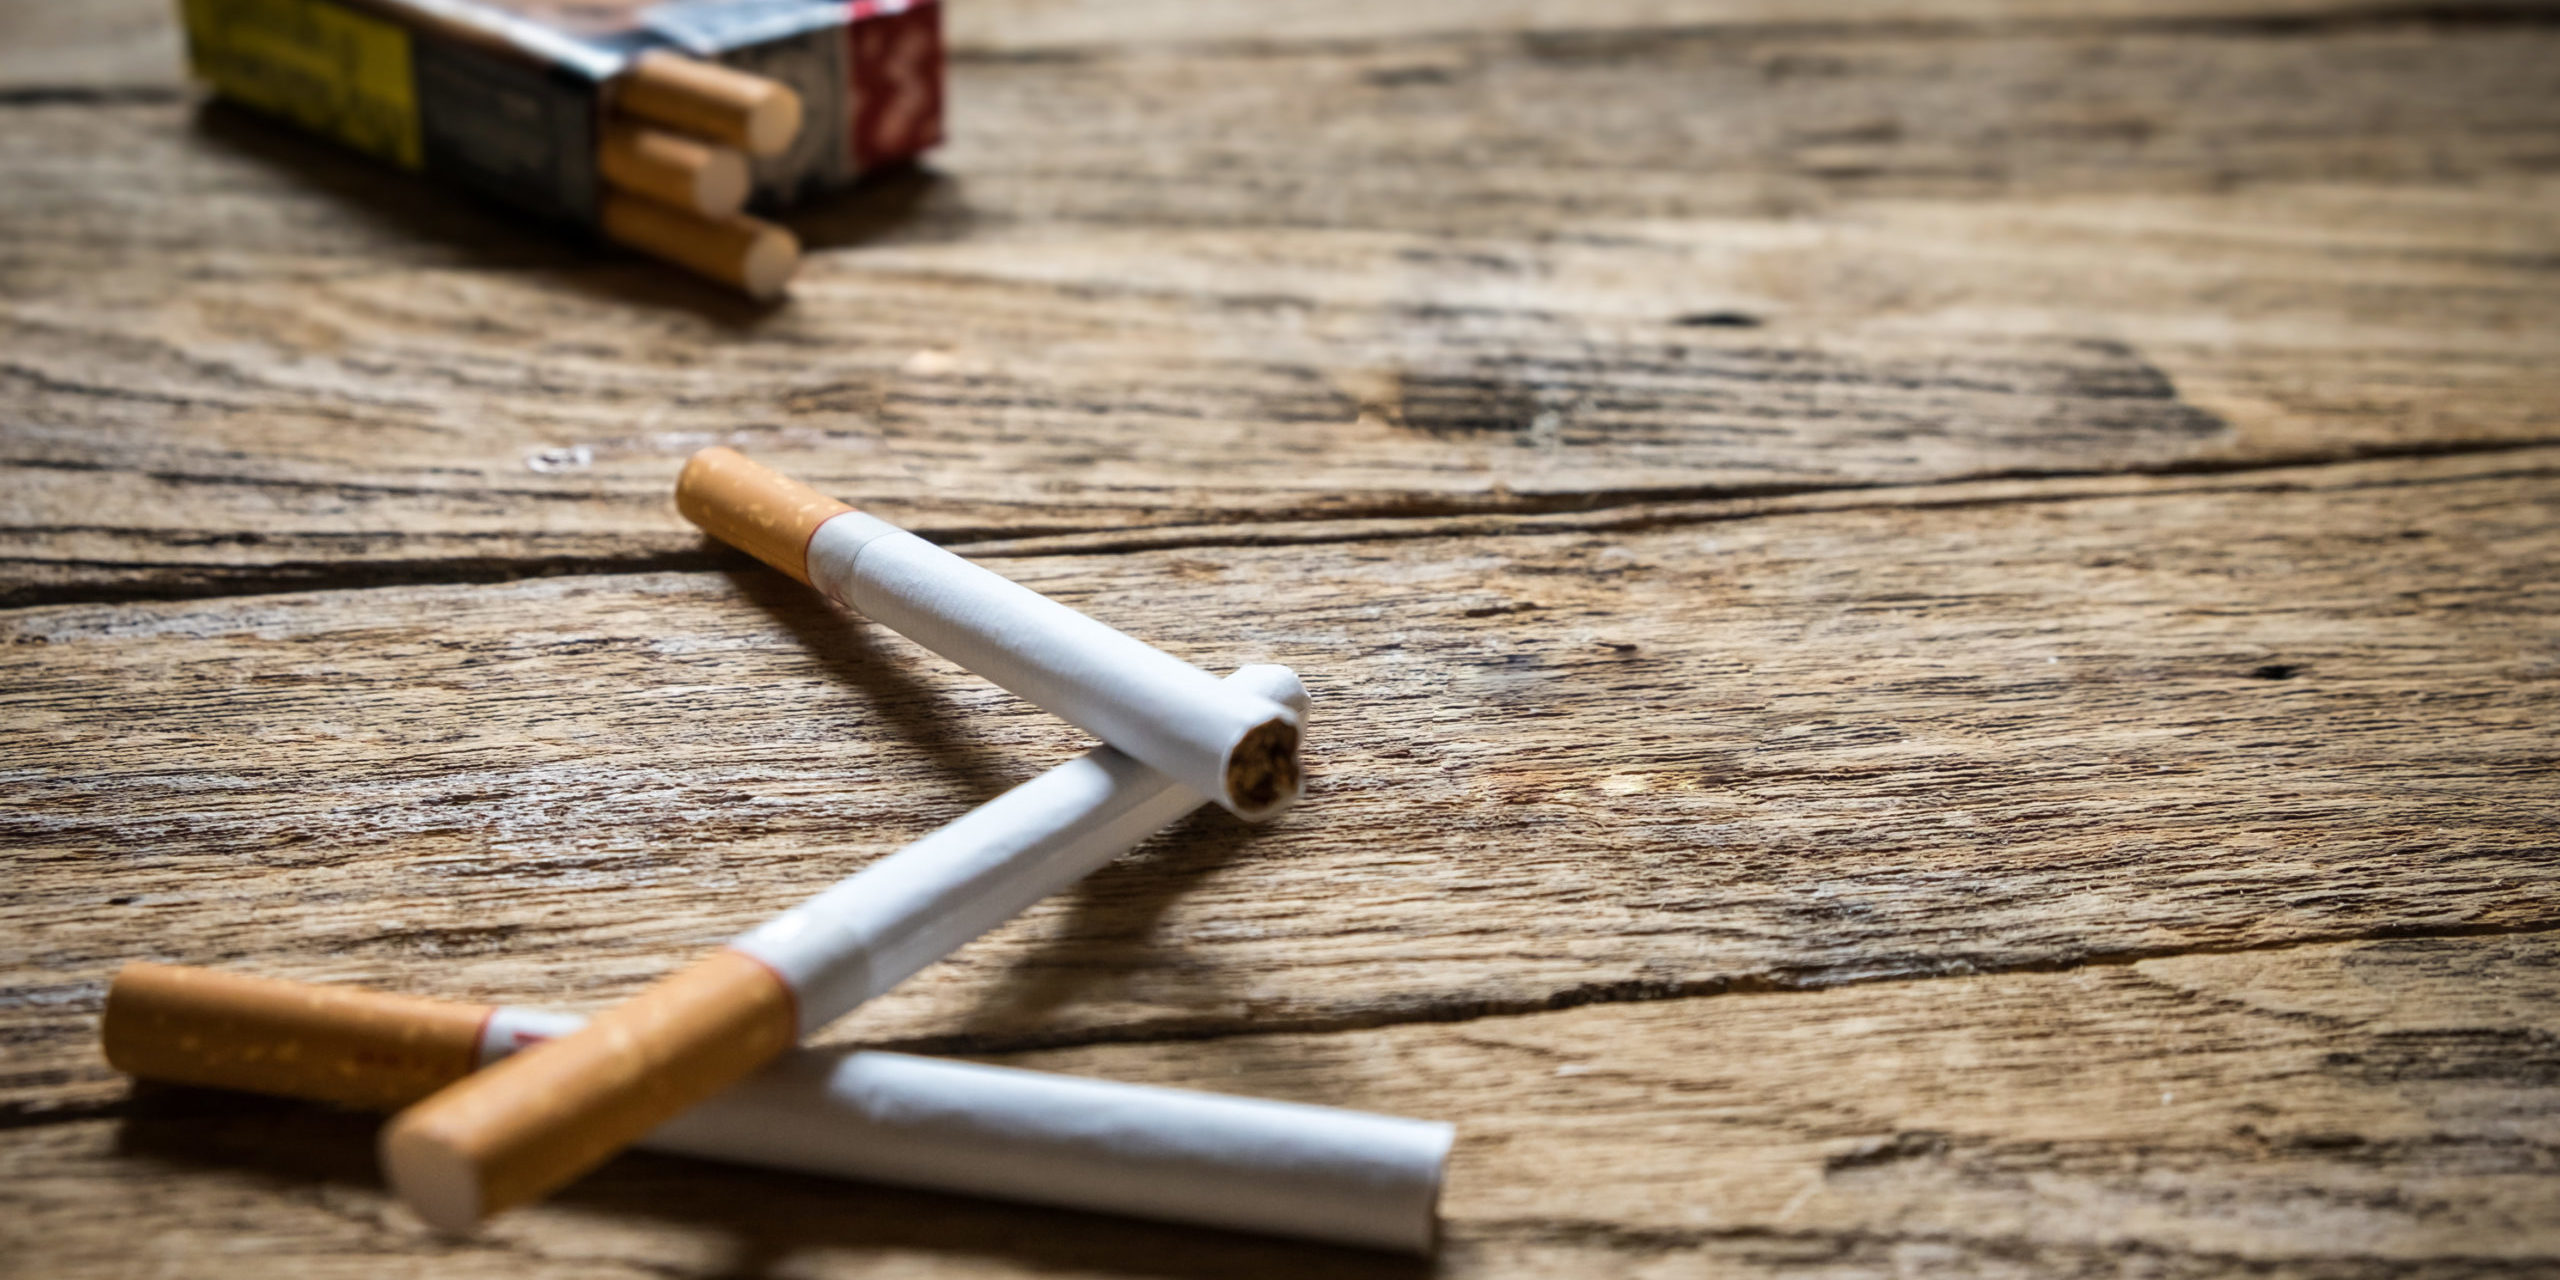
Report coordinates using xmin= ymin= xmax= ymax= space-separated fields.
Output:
xmin=4 ymin=1 xmax=2556 ymax=1274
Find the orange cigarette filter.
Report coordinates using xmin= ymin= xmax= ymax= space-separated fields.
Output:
xmin=373 ymin=454 xmax=851 ymax=1230
xmin=598 ymin=122 xmax=751 ymax=219
xmin=379 ymin=949 xmax=795 ymax=1231
xmin=103 ymin=962 xmax=484 ymax=1110
xmin=374 ymin=452 xmax=1308 ymax=1233
xmin=105 ymin=963 xmax=1451 ymax=1253
xmin=675 ymin=448 xmax=1302 ymax=819
xmin=600 ymin=192 xmax=800 ymax=299
xmin=673 ymin=444 xmax=850 ymax=584
xmin=617 ymin=50 xmax=803 ymax=158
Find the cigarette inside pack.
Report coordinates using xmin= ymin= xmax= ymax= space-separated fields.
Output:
xmin=176 ymin=0 xmax=945 ymax=293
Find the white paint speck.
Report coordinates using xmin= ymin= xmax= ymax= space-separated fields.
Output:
xmin=526 ymin=444 xmax=593 ymax=473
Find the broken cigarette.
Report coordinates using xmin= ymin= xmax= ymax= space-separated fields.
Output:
xmin=599 ymin=122 xmax=751 ymax=219
xmin=617 ymin=50 xmax=803 ymax=158
xmin=675 ymin=446 xmax=1303 ymax=821
xmin=381 ymin=665 xmax=1309 ymax=1231
xmin=600 ymin=193 xmax=799 ymax=299
xmin=106 ymin=963 xmax=1448 ymax=1253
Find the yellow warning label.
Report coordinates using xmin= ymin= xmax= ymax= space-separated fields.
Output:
xmin=181 ymin=0 xmax=422 ymax=169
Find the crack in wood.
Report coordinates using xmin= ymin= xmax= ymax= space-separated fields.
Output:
xmin=7 ymin=443 xmax=2553 ymax=612
xmin=848 ymin=918 xmax=2560 ymax=1058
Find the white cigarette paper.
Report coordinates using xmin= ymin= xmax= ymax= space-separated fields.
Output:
xmin=805 ymin=511 xmax=1300 ymax=820
xmin=476 ymin=1008 xmax=1448 ymax=1252
xmin=733 ymin=663 xmax=1309 ymax=1036
xmin=375 ymin=659 xmax=1319 ymax=1231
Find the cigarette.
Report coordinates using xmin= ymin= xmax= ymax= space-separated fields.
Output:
xmin=106 ymin=963 xmax=1450 ymax=1253
xmin=617 ymin=50 xmax=803 ymax=159
xmin=675 ymin=446 xmax=1304 ymax=822
xmin=381 ymin=665 xmax=1308 ymax=1231
xmin=598 ymin=122 xmax=751 ymax=220
xmin=600 ymin=193 xmax=799 ymax=299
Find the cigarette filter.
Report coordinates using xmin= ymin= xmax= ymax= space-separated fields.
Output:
xmin=601 ymin=193 xmax=799 ymax=300
xmin=618 ymin=50 xmax=802 ymax=158
xmin=675 ymin=446 xmax=1303 ymax=821
xmin=598 ymin=122 xmax=751 ymax=219
xmin=382 ymin=665 xmax=1308 ymax=1230
xmin=107 ymin=963 xmax=1450 ymax=1253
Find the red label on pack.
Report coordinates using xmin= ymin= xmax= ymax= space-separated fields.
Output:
xmin=849 ymin=1 xmax=944 ymax=169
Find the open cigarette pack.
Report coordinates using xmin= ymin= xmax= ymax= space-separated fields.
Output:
xmin=177 ymin=0 xmax=945 ymax=292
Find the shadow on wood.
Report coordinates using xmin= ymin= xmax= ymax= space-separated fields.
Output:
xmin=784 ymin=161 xmax=967 ymax=251
xmin=188 ymin=100 xmax=790 ymax=324
xmin=941 ymin=804 xmax=1270 ymax=1047
xmin=110 ymin=1081 xmax=1436 ymax=1278
xmin=717 ymin=557 xmax=1315 ymax=1051
xmin=720 ymin=561 xmax=1025 ymax=798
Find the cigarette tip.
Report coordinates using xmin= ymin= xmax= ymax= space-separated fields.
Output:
xmin=1215 ymin=664 xmax=1310 ymax=821
xmin=739 ymin=222 xmax=801 ymax=300
xmin=747 ymin=91 xmax=805 ymax=159
xmin=1223 ymin=716 xmax=1302 ymax=821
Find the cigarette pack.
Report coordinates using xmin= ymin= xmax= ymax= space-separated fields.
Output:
xmin=176 ymin=0 xmax=945 ymax=225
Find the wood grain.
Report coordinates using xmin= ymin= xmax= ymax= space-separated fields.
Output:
xmin=12 ymin=0 xmax=2560 ymax=88
xmin=3 ymin=1 xmax=2554 ymax=1272
xmin=5 ymin=9 xmax=2558 ymax=604
xmin=5 ymin=449 xmax=2553 ymax=1121
xmin=5 ymin=933 xmax=2553 ymax=1275
xmin=940 ymin=0 xmax=2560 ymax=53
xmin=0 ymin=0 xmax=177 ymax=95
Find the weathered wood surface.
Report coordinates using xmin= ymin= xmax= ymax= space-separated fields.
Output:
xmin=21 ymin=0 xmax=2560 ymax=90
xmin=6 ymin=449 xmax=2555 ymax=1106
xmin=6 ymin=935 xmax=2555 ymax=1276
xmin=4 ymin=0 xmax=2557 ymax=1274
xmin=5 ymin=7 xmax=2558 ymax=602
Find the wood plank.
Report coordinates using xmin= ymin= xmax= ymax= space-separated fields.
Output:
xmin=5 ymin=448 xmax=2553 ymax=1117
xmin=0 ymin=187 xmax=2251 ymax=600
xmin=0 ymin=1 xmax=178 ymax=94
xmin=11 ymin=0 xmax=2560 ymax=90
xmin=5 ymin=12 xmax=2557 ymax=602
xmin=945 ymin=0 xmax=2560 ymax=53
xmin=933 ymin=17 xmax=2560 ymax=234
xmin=14 ymin=13 xmax=2557 ymax=267
xmin=9 ymin=2 xmax=2548 ymax=1272
xmin=5 ymin=932 xmax=2553 ymax=1275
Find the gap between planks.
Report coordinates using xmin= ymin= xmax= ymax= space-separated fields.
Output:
xmin=7 ymin=441 xmax=2555 ymax=614
xmin=11 ymin=913 xmax=2557 ymax=1138
xmin=804 ymin=913 xmax=2560 ymax=1060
